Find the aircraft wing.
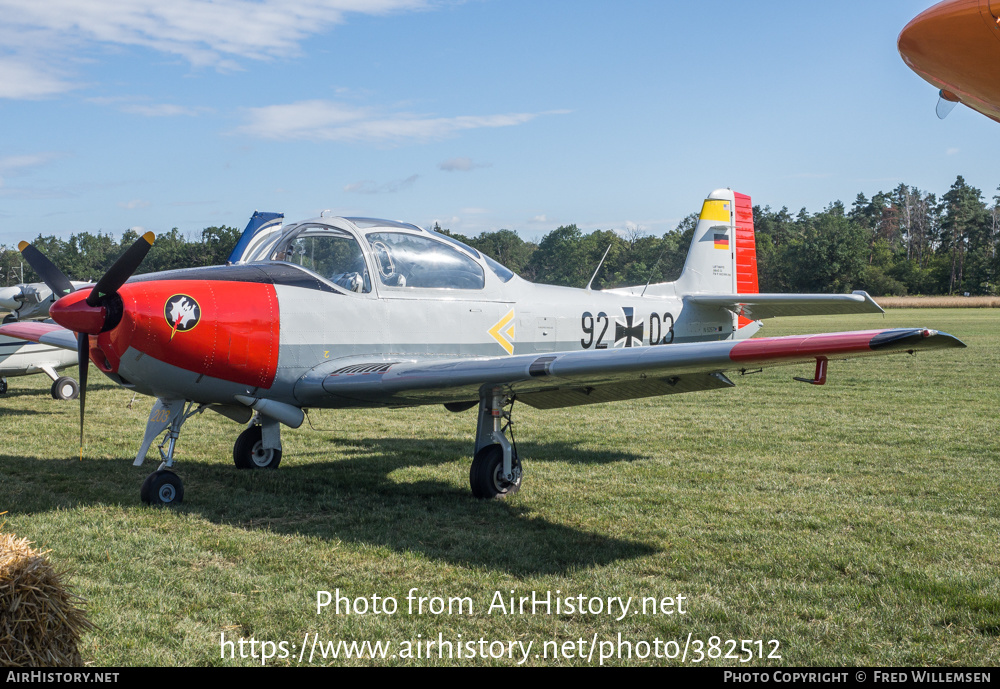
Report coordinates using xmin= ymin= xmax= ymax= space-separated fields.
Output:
xmin=685 ymin=291 xmax=883 ymax=320
xmin=0 ymin=321 xmax=78 ymax=349
xmin=296 ymin=327 xmax=963 ymax=410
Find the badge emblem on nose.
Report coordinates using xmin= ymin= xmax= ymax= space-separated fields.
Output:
xmin=164 ymin=294 xmax=201 ymax=340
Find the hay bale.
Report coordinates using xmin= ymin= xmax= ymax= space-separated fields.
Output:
xmin=0 ymin=533 xmax=95 ymax=667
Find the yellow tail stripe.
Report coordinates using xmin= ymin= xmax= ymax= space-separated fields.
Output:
xmin=700 ymin=199 xmax=731 ymax=223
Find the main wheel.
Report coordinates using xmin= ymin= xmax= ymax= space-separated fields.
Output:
xmin=140 ymin=470 xmax=184 ymax=506
xmin=50 ymin=376 xmax=79 ymax=400
xmin=0 ymin=378 xmax=7 ymax=395
xmin=233 ymin=425 xmax=282 ymax=469
xmin=2 ymin=314 xmax=16 ymax=324
xmin=469 ymin=444 xmax=521 ymax=499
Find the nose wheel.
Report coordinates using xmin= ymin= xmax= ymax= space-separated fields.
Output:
xmin=140 ymin=469 xmax=184 ymax=506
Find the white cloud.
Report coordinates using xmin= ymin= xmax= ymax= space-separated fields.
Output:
xmin=0 ymin=152 xmax=62 ymax=176
xmin=439 ymin=157 xmax=491 ymax=172
xmin=119 ymin=199 xmax=151 ymax=209
xmin=946 ymin=147 xmax=960 ymax=156
xmin=120 ymin=103 xmax=212 ymax=117
xmin=344 ymin=174 xmax=419 ymax=194
xmin=236 ymin=100 xmax=558 ymax=144
xmin=0 ymin=58 xmax=73 ymax=99
xmin=0 ymin=0 xmax=431 ymax=69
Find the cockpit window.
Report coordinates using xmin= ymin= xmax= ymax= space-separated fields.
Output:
xmin=483 ymin=254 xmax=515 ymax=282
xmin=273 ymin=228 xmax=371 ymax=293
xmin=365 ymin=232 xmax=485 ymax=290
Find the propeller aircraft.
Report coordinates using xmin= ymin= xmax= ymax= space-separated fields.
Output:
xmin=0 ymin=334 xmax=79 ymax=398
xmin=0 ymin=189 xmax=965 ymax=505
xmin=0 ymin=275 xmax=91 ymax=398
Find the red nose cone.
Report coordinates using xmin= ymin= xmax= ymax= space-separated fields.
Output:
xmin=50 ymin=289 xmax=107 ymax=334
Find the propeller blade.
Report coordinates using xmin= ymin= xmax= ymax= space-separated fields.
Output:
xmin=18 ymin=241 xmax=75 ymax=299
xmin=77 ymin=333 xmax=88 ymax=460
xmin=87 ymin=232 xmax=155 ymax=307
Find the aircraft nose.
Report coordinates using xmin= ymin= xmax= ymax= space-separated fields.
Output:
xmin=0 ymin=285 xmax=23 ymax=311
xmin=49 ymin=289 xmax=108 ymax=334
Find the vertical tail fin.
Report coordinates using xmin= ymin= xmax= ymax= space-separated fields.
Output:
xmin=612 ymin=189 xmax=759 ymax=303
xmin=674 ymin=188 xmax=758 ymax=296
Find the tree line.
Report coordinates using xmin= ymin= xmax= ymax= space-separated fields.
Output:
xmin=2 ymin=175 xmax=997 ymax=296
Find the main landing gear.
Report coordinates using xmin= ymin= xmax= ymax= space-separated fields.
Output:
xmin=36 ymin=365 xmax=79 ymax=400
xmin=470 ymin=389 xmax=522 ymax=499
xmin=233 ymin=424 xmax=282 ymax=469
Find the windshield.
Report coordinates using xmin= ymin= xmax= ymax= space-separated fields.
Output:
xmin=272 ymin=227 xmax=371 ymax=293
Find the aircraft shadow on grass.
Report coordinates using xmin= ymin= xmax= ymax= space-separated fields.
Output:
xmin=0 ymin=437 xmax=657 ymax=575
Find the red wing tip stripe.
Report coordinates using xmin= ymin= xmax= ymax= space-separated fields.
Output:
xmin=728 ymin=328 xmax=963 ymax=362
xmin=0 ymin=321 xmax=64 ymax=342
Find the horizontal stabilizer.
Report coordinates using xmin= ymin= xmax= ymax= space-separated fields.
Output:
xmin=685 ymin=291 xmax=884 ymax=320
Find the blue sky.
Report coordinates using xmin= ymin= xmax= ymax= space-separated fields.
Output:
xmin=0 ymin=0 xmax=995 ymax=248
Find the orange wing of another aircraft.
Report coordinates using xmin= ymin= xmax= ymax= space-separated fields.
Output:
xmin=898 ymin=0 xmax=1000 ymax=123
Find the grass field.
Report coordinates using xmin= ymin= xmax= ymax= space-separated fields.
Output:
xmin=878 ymin=296 xmax=1000 ymax=309
xmin=0 ymin=309 xmax=997 ymax=666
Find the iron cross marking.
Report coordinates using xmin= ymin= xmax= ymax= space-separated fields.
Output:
xmin=614 ymin=307 xmax=644 ymax=348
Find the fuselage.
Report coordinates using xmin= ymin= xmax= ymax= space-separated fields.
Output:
xmin=68 ymin=216 xmax=748 ymax=408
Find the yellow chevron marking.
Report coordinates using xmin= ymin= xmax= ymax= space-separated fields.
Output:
xmin=488 ymin=308 xmax=516 ymax=355
xmin=700 ymin=199 xmax=731 ymax=222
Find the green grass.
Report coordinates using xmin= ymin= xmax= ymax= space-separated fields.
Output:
xmin=0 ymin=309 xmax=997 ymax=666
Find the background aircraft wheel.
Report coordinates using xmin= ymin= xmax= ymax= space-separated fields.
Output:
xmin=2 ymin=314 xmax=15 ymax=324
xmin=233 ymin=425 xmax=282 ymax=469
xmin=140 ymin=470 xmax=184 ymax=506
xmin=470 ymin=444 xmax=521 ymax=499
xmin=50 ymin=376 xmax=79 ymax=400
xmin=0 ymin=378 xmax=6 ymax=395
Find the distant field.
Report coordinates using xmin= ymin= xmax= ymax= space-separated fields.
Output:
xmin=877 ymin=295 xmax=1000 ymax=308
xmin=0 ymin=308 xmax=997 ymax=666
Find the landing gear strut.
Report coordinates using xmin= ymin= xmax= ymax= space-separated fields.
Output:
xmin=470 ymin=389 xmax=521 ymax=499
xmin=136 ymin=400 xmax=208 ymax=506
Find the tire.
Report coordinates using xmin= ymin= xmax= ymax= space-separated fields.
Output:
xmin=0 ymin=378 xmax=7 ymax=395
xmin=469 ymin=444 xmax=521 ymax=499
xmin=140 ymin=470 xmax=184 ymax=506
xmin=50 ymin=376 xmax=79 ymax=400
xmin=2 ymin=314 xmax=15 ymax=324
xmin=233 ymin=425 xmax=282 ymax=469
